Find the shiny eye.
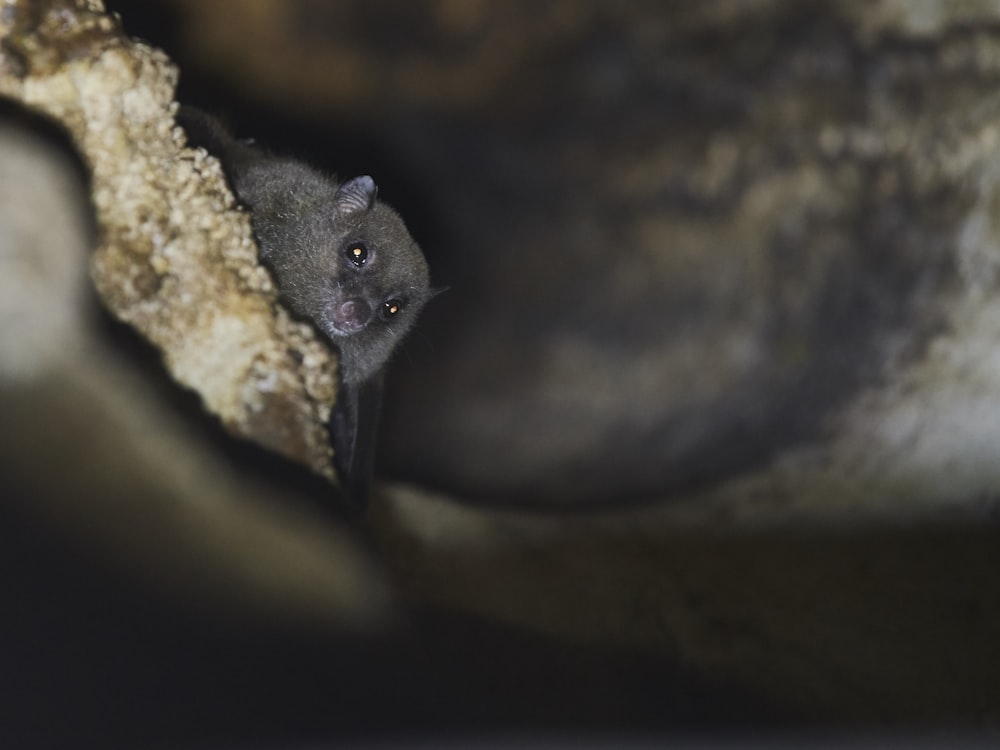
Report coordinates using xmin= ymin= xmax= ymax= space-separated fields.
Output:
xmin=382 ymin=299 xmax=404 ymax=319
xmin=345 ymin=243 xmax=368 ymax=267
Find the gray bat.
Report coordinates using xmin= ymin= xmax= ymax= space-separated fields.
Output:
xmin=178 ymin=106 xmax=433 ymax=509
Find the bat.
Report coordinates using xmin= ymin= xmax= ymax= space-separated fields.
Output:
xmin=178 ymin=106 xmax=433 ymax=509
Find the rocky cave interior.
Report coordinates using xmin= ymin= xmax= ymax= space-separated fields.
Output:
xmin=2 ymin=1 xmax=999 ymax=747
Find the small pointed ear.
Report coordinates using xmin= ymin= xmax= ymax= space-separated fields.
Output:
xmin=334 ymin=175 xmax=377 ymax=215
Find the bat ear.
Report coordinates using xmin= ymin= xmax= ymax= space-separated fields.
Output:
xmin=335 ymin=175 xmax=377 ymax=215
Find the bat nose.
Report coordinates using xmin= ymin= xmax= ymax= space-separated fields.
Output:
xmin=332 ymin=298 xmax=372 ymax=333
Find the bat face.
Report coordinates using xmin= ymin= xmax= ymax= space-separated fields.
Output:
xmin=309 ymin=180 xmax=432 ymax=386
xmin=235 ymin=168 xmax=431 ymax=386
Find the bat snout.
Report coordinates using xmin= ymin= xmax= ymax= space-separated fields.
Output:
xmin=329 ymin=297 xmax=372 ymax=335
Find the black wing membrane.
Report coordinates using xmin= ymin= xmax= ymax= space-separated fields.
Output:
xmin=329 ymin=373 xmax=384 ymax=511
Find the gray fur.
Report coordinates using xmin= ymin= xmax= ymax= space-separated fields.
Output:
xmin=180 ymin=107 xmax=431 ymax=386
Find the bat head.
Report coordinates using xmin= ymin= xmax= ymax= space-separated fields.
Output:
xmin=315 ymin=176 xmax=433 ymax=385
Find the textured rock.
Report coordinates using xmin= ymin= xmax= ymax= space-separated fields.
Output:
xmin=0 ymin=115 xmax=389 ymax=628
xmin=0 ymin=0 xmax=338 ymax=479
xmin=369 ymin=1 xmax=1000 ymax=510
xmin=373 ymin=483 xmax=1000 ymax=722
xmin=0 ymin=1 xmax=390 ymax=629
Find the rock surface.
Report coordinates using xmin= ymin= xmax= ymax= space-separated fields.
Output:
xmin=0 ymin=1 xmax=387 ymax=630
xmin=1 ymin=0 xmax=338 ymax=480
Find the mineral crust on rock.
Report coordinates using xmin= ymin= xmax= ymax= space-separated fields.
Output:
xmin=0 ymin=0 xmax=339 ymax=480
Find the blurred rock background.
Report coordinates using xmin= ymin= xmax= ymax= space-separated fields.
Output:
xmin=3 ymin=0 xmax=1000 ymax=746
xmin=115 ymin=0 xmax=1000 ymax=510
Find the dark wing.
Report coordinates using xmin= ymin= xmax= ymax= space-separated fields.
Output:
xmin=329 ymin=372 xmax=384 ymax=511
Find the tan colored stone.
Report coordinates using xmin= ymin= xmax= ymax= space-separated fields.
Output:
xmin=1 ymin=0 xmax=338 ymax=480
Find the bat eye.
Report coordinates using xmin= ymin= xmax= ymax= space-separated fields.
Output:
xmin=346 ymin=243 xmax=368 ymax=267
xmin=382 ymin=299 xmax=404 ymax=319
